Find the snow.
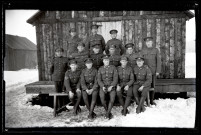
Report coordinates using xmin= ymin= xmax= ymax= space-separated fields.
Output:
xmin=4 ymin=68 xmax=196 ymax=128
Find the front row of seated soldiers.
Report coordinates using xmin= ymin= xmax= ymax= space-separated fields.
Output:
xmin=50 ymin=46 xmax=152 ymax=119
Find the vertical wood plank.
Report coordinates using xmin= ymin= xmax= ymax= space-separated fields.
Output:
xmin=169 ymin=18 xmax=175 ymax=79
xmin=152 ymin=19 xmax=156 ymax=48
xmin=142 ymin=19 xmax=147 ymax=49
xmin=159 ymin=18 xmax=165 ymax=78
xmin=128 ymin=20 xmax=133 ymax=43
xmin=36 ymin=24 xmax=42 ymax=81
xmin=42 ymin=24 xmax=48 ymax=81
xmin=181 ymin=18 xmax=186 ymax=78
xmin=45 ymin=24 xmax=51 ymax=81
xmin=177 ymin=18 xmax=182 ymax=78
xmin=146 ymin=19 xmax=151 ymax=37
xmin=156 ymin=19 xmax=161 ymax=52
xmin=164 ymin=19 xmax=170 ymax=78
xmin=121 ymin=20 xmax=126 ymax=47
xmin=174 ymin=18 xmax=178 ymax=78
xmin=134 ymin=20 xmax=138 ymax=51
xmin=138 ymin=19 xmax=143 ymax=51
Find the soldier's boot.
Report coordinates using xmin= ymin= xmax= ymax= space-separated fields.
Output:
xmin=122 ymin=109 xmax=129 ymax=116
xmin=141 ymin=105 xmax=146 ymax=112
xmin=134 ymin=96 xmax=140 ymax=105
xmin=150 ymin=91 xmax=156 ymax=105
xmin=136 ymin=96 xmax=146 ymax=114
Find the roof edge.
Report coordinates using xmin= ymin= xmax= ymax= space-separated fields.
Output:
xmin=26 ymin=10 xmax=43 ymax=25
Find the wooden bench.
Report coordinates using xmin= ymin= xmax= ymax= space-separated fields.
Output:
xmin=25 ymin=78 xmax=196 ymax=116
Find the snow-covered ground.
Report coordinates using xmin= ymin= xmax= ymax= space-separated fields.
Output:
xmin=4 ymin=53 xmax=196 ymax=128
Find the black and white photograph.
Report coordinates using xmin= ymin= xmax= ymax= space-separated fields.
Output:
xmin=3 ymin=4 xmax=197 ymax=132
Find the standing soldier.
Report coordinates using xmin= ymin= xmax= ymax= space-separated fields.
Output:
xmin=64 ymin=60 xmax=82 ymax=115
xmin=124 ymin=43 xmax=139 ymax=69
xmin=105 ymin=29 xmax=124 ymax=55
xmin=49 ymin=47 xmax=69 ymax=113
xmin=67 ymin=28 xmax=82 ymax=58
xmin=108 ymin=44 xmax=121 ymax=67
xmin=81 ymin=58 xmax=98 ymax=119
xmin=141 ymin=37 xmax=161 ymax=105
xmin=90 ymin=44 xmax=104 ymax=70
xmin=97 ymin=56 xmax=118 ymax=119
xmin=133 ymin=55 xmax=152 ymax=114
xmin=116 ymin=55 xmax=134 ymax=116
xmin=85 ymin=24 xmax=106 ymax=55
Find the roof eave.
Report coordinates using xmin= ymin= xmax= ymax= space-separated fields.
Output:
xmin=26 ymin=11 xmax=43 ymax=25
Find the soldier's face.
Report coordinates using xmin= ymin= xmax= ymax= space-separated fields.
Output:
xmin=92 ymin=28 xmax=98 ymax=34
xmin=136 ymin=59 xmax=144 ymax=67
xmin=77 ymin=46 xmax=84 ymax=52
xmin=146 ymin=40 xmax=153 ymax=48
xmin=111 ymin=33 xmax=117 ymax=39
xmin=70 ymin=64 xmax=77 ymax=71
xmin=70 ymin=32 xmax=76 ymax=37
xmin=103 ymin=59 xmax=110 ymax=66
xmin=120 ymin=60 xmax=128 ymax=67
xmin=109 ymin=48 xmax=115 ymax=55
xmin=127 ymin=47 xmax=133 ymax=54
xmin=55 ymin=51 xmax=63 ymax=57
xmin=86 ymin=63 xmax=93 ymax=69
xmin=93 ymin=48 xmax=100 ymax=54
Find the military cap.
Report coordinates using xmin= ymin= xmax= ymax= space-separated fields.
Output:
xmin=125 ymin=43 xmax=134 ymax=48
xmin=120 ymin=55 xmax=128 ymax=61
xmin=92 ymin=44 xmax=101 ymax=49
xmin=55 ymin=47 xmax=64 ymax=52
xmin=69 ymin=59 xmax=77 ymax=65
xmin=69 ymin=28 xmax=76 ymax=33
xmin=144 ymin=37 xmax=153 ymax=41
xmin=84 ymin=58 xmax=93 ymax=64
xmin=109 ymin=29 xmax=118 ymax=34
xmin=136 ymin=54 xmax=144 ymax=61
xmin=109 ymin=44 xmax=116 ymax=49
xmin=77 ymin=42 xmax=85 ymax=47
xmin=91 ymin=24 xmax=99 ymax=29
xmin=102 ymin=55 xmax=110 ymax=60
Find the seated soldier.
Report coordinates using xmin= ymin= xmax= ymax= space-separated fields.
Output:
xmin=116 ymin=55 xmax=134 ymax=116
xmin=70 ymin=42 xmax=89 ymax=71
xmin=49 ymin=47 xmax=69 ymax=112
xmin=90 ymin=44 xmax=104 ymax=70
xmin=108 ymin=44 xmax=121 ymax=67
xmin=81 ymin=58 xmax=98 ymax=119
xmin=133 ymin=55 xmax=152 ymax=114
xmin=64 ymin=59 xmax=82 ymax=115
xmin=97 ymin=55 xmax=118 ymax=119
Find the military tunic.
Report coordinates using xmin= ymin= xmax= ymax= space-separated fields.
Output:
xmin=124 ymin=52 xmax=139 ymax=69
xmin=64 ymin=69 xmax=81 ymax=93
xmin=109 ymin=54 xmax=121 ymax=67
xmin=141 ymin=47 xmax=161 ymax=74
xmin=49 ymin=57 xmax=69 ymax=81
xmin=85 ymin=34 xmax=106 ymax=55
xmin=81 ymin=67 xmax=98 ymax=91
xmin=67 ymin=35 xmax=82 ymax=58
xmin=97 ymin=65 xmax=118 ymax=88
xmin=90 ymin=53 xmax=104 ymax=69
xmin=106 ymin=38 xmax=124 ymax=55
xmin=70 ymin=50 xmax=89 ymax=71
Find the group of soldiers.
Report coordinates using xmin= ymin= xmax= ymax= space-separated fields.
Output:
xmin=49 ymin=24 xmax=161 ymax=119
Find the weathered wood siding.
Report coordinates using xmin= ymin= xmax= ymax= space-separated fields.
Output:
xmin=35 ymin=11 xmax=187 ymax=80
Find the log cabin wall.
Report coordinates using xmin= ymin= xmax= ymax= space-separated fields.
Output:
xmin=33 ymin=11 xmax=189 ymax=81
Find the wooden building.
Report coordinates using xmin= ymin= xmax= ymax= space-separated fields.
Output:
xmin=27 ymin=11 xmax=194 ymax=81
xmin=5 ymin=34 xmax=37 ymax=71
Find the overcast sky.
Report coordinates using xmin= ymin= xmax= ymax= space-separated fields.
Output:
xmin=5 ymin=10 xmax=195 ymax=45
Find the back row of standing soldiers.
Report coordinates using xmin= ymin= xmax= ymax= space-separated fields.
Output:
xmin=49 ymin=24 xmax=161 ymax=119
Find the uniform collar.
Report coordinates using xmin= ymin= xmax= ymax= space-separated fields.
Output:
xmin=138 ymin=65 xmax=144 ymax=70
xmin=104 ymin=65 xmax=110 ymax=68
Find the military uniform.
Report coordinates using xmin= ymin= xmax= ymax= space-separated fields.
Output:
xmin=97 ymin=56 xmax=118 ymax=119
xmin=90 ymin=44 xmax=104 ymax=70
xmin=81 ymin=59 xmax=98 ymax=119
xmin=67 ymin=35 xmax=82 ymax=58
xmin=64 ymin=60 xmax=82 ymax=115
xmin=106 ymin=39 xmax=124 ymax=55
xmin=109 ymin=54 xmax=121 ymax=67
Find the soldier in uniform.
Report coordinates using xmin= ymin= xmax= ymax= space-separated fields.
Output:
xmin=124 ymin=43 xmax=139 ymax=69
xmin=97 ymin=55 xmax=118 ymax=119
xmin=49 ymin=47 xmax=69 ymax=112
xmin=70 ymin=42 xmax=89 ymax=71
xmin=64 ymin=60 xmax=82 ymax=115
xmin=108 ymin=44 xmax=121 ymax=67
xmin=116 ymin=55 xmax=134 ymax=116
xmin=90 ymin=44 xmax=104 ymax=70
xmin=85 ymin=24 xmax=106 ymax=55
xmin=81 ymin=58 xmax=98 ymax=119
xmin=141 ymin=37 xmax=161 ymax=105
xmin=67 ymin=28 xmax=82 ymax=58
xmin=133 ymin=55 xmax=152 ymax=114
xmin=105 ymin=29 xmax=124 ymax=55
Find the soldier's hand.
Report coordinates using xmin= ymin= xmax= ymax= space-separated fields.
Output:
xmin=88 ymin=89 xmax=93 ymax=95
xmin=108 ymin=86 xmax=113 ymax=92
xmin=76 ymin=89 xmax=81 ymax=94
xmin=124 ymin=85 xmax=129 ymax=91
xmin=69 ymin=91 xmax=74 ymax=98
xmin=156 ymin=72 xmax=160 ymax=76
xmin=86 ymin=89 xmax=89 ymax=94
xmin=102 ymin=87 xmax=107 ymax=93
xmin=116 ymin=85 xmax=121 ymax=92
xmin=138 ymin=86 xmax=144 ymax=92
